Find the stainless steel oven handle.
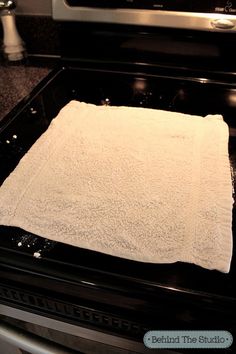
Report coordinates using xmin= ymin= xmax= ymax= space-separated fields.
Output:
xmin=0 ymin=320 xmax=80 ymax=354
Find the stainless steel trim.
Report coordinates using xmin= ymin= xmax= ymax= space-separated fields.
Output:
xmin=0 ymin=320 xmax=79 ymax=354
xmin=52 ymin=0 xmax=236 ymax=32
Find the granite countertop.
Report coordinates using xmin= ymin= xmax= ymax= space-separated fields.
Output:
xmin=0 ymin=61 xmax=51 ymax=122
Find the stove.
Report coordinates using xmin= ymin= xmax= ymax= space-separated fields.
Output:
xmin=1 ymin=1 xmax=236 ymax=353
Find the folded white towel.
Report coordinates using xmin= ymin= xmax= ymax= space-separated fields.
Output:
xmin=0 ymin=101 xmax=233 ymax=272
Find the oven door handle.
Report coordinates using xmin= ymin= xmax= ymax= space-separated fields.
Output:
xmin=0 ymin=320 xmax=81 ymax=354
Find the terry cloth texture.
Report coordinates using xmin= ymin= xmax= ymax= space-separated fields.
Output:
xmin=0 ymin=101 xmax=233 ymax=272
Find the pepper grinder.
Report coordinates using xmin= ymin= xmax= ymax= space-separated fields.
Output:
xmin=0 ymin=0 xmax=26 ymax=61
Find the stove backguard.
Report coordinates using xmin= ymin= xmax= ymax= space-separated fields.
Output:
xmin=58 ymin=21 xmax=236 ymax=75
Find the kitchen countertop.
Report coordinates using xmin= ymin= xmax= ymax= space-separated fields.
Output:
xmin=0 ymin=60 xmax=51 ymax=122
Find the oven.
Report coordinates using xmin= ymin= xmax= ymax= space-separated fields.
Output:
xmin=1 ymin=0 xmax=236 ymax=353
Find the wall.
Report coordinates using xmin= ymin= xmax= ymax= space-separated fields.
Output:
xmin=13 ymin=1 xmax=60 ymax=55
xmin=0 ymin=1 xmax=59 ymax=56
xmin=16 ymin=0 xmax=52 ymax=16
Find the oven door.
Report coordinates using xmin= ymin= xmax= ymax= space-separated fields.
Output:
xmin=0 ymin=305 xmax=181 ymax=354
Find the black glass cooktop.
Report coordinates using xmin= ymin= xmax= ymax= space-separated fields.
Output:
xmin=0 ymin=65 xmax=236 ymax=342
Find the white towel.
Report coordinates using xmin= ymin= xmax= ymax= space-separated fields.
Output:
xmin=0 ymin=101 xmax=233 ymax=272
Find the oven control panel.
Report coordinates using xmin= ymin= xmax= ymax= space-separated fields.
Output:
xmin=52 ymin=0 xmax=236 ymax=31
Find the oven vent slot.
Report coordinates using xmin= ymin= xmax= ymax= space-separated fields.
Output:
xmin=0 ymin=283 xmax=148 ymax=338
